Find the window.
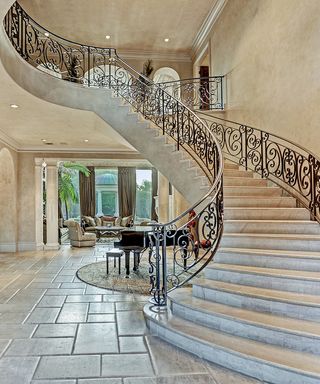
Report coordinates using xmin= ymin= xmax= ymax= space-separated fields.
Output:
xmin=95 ymin=168 xmax=118 ymax=216
xmin=135 ymin=169 xmax=152 ymax=221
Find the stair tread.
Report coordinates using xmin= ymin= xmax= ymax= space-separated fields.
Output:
xmin=210 ymin=263 xmax=320 ymax=281
xmin=224 ymin=219 xmax=317 ymax=224
xmin=169 ymin=288 xmax=320 ymax=338
xmin=145 ymin=304 xmax=320 ymax=378
xmin=224 ymin=233 xmax=320 ymax=239
xmin=194 ymin=279 xmax=320 ymax=306
xmin=218 ymin=247 xmax=320 ymax=259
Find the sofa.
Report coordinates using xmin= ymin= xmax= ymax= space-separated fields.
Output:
xmin=64 ymin=220 xmax=96 ymax=247
xmin=82 ymin=215 xmax=134 ymax=234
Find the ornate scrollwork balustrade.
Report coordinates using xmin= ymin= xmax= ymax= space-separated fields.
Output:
xmin=157 ymin=76 xmax=224 ymax=111
xmin=4 ymin=1 xmax=224 ymax=306
xmin=198 ymin=112 xmax=320 ymax=223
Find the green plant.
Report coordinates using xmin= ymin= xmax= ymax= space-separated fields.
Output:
xmin=58 ymin=162 xmax=90 ymax=219
xmin=142 ymin=59 xmax=154 ymax=78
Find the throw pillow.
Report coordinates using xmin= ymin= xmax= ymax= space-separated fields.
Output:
xmin=94 ymin=217 xmax=102 ymax=226
xmin=121 ymin=215 xmax=133 ymax=227
xmin=114 ymin=217 xmax=122 ymax=226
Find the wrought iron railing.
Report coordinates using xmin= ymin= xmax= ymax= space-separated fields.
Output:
xmin=3 ymin=1 xmax=224 ymax=306
xmin=157 ymin=76 xmax=224 ymax=111
xmin=198 ymin=112 xmax=320 ymax=223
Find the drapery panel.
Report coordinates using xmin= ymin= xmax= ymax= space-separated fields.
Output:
xmin=79 ymin=166 xmax=96 ymax=217
xmin=118 ymin=167 xmax=136 ymax=218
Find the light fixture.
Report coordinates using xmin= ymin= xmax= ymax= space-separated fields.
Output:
xmin=84 ymin=139 xmax=89 ymax=142
xmin=164 ymin=38 xmax=169 ymax=42
xmin=105 ymin=35 xmax=111 ymax=39
xmin=10 ymin=104 xmax=19 ymax=108
xmin=44 ymin=32 xmax=50 ymax=37
xmin=42 ymin=159 xmax=47 ymax=167
xmin=41 ymin=139 xmax=47 ymax=142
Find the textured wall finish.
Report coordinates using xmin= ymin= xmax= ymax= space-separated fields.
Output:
xmin=209 ymin=0 xmax=320 ymax=155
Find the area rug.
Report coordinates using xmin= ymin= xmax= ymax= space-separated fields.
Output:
xmin=76 ymin=258 xmax=151 ymax=295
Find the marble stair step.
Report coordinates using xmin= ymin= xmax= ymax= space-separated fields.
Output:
xmin=224 ymin=220 xmax=320 ymax=234
xmin=169 ymin=288 xmax=320 ymax=354
xmin=221 ymin=233 xmax=320 ymax=251
xmin=223 ymin=162 xmax=239 ymax=170
xmin=224 ymin=196 xmax=297 ymax=207
xmin=223 ymin=177 xmax=268 ymax=186
xmin=205 ymin=263 xmax=320 ymax=294
xmin=215 ymin=247 xmax=320 ymax=271
xmin=224 ymin=169 xmax=254 ymax=178
xmin=192 ymin=279 xmax=320 ymax=321
xmin=144 ymin=304 xmax=320 ymax=384
xmin=224 ymin=207 xmax=310 ymax=220
xmin=224 ymin=186 xmax=282 ymax=197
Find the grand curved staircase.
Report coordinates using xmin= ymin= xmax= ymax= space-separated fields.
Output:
xmin=1 ymin=2 xmax=320 ymax=383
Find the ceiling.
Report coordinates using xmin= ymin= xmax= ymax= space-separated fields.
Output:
xmin=0 ymin=0 xmax=215 ymax=153
xmin=19 ymin=0 xmax=215 ymax=53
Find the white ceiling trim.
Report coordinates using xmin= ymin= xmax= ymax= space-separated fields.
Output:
xmin=192 ymin=0 xmax=228 ymax=57
xmin=0 ymin=128 xmax=21 ymax=151
xmin=118 ymin=49 xmax=192 ymax=63
xmin=19 ymin=146 xmax=140 ymax=154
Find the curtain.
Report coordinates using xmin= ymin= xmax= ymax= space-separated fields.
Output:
xmin=151 ymin=167 xmax=158 ymax=221
xmin=79 ymin=166 xmax=96 ymax=217
xmin=118 ymin=167 xmax=136 ymax=218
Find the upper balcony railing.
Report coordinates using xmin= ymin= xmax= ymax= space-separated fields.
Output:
xmin=4 ymin=1 xmax=224 ymax=306
xmin=157 ymin=76 xmax=224 ymax=111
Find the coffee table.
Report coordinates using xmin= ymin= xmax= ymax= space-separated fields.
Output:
xmin=95 ymin=226 xmax=124 ymax=241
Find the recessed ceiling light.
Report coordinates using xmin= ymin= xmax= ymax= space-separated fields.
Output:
xmin=10 ymin=104 xmax=19 ymax=108
xmin=84 ymin=139 xmax=89 ymax=142
xmin=41 ymin=139 xmax=47 ymax=142
xmin=164 ymin=38 xmax=169 ymax=42
xmin=105 ymin=35 xmax=111 ymax=39
xmin=44 ymin=32 xmax=50 ymax=37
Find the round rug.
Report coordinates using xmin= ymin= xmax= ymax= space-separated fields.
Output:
xmin=76 ymin=259 xmax=151 ymax=295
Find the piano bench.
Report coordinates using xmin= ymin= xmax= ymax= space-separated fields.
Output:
xmin=106 ymin=248 xmax=124 ymax=275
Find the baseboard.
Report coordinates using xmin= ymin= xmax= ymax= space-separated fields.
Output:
xmin=18 ymin=242 xmax=37 ymax=251
xmin=0 ymin=242 xmax=17 ymax=252
xmin=44 ymin=243 xmax=60 ymax=250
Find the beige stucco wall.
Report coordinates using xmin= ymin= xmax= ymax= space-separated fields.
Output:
xmin=206 ymin=0 xmax=320 ymax=156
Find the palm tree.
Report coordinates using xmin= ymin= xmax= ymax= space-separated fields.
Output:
xmin=58 ymin=162 xmax=90 ymax=219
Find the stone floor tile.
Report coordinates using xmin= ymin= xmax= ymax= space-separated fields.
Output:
xmin=0 ymin=324 xmax=36 ymax=338
xmin=5 ymin=337 xmax=73 ymax=356
xmin=206 ymin=361 xmax=264 ymax=384
xmin=87 ymin=314 xmax=115 ymax=322
xmin=0 ymin=356 xmax=40 ymax=384
xmin=66 ymin=295 xmax=102 ymax=303
xmin=89 ymin=302 xmax=114 ymax=313
xmin=56 ymin=303 xmax=88 ymax=323
xmin=117 ymin=310 xmax=147 ymax=336
xmin=146 ymin=336 xmax=207 ymax=376
xmin=74 ymin=323 xmax=118 ymax=353
xmin=104 ymin=294 xmax=135 ymax=302
xmin=0 ymin=311 xmax=29 ymax=324
xmin=78 ymin=379 xmax=122 ymax=384
xmin=25 ymin=307 xmax=61 ymax=323
xmin=119 ymin=336 xmax=147 ymax=353
xmin=86 ymin=286 xmax=111 ymax=295
xmin=115 ymin=302 xmax=145 ymax=311
xmin=58 ymin=270 xmax=78 ymax=276
xmin=46 ymin=288 xmax=85 ymax=296
xmin=31 ymin=380 xmax=76 ymax=384
xmin=27 ymin=282 xmax=61 ymax=289
xmin=0 ymin=339 xmax=10 ymax=355
xmin=34 ymin=355 xmax=100 ymax=379
xmin=37 ymin=295 xmax=66 ymax=307
xmin=33 ymin=324 xmax=77 ymax=338
xmin=123 ymin=374 xmax=217 ymax=384
xmin=53 ymin=276 xmax=74 ymax=283
xmin=61 ymin=282 xmax=86 ymax=288
xmin=101 ymin=354 xmax=154 ymax=377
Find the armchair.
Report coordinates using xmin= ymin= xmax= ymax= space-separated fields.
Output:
xmin=64 ymin=220 xmax=96 ymax=247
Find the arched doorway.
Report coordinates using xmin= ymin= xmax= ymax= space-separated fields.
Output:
xmin=153 ymin=67 xmax=181 ymax=99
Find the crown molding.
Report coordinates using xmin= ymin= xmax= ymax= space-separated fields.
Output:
xmin=17 ymin=146 xmax=139 ymax=154
xmin=118 ymin=49 xmax=192 ymax=63
xmin=0 ymin=128 xmax=20 ymax=151
xmin=192 ymin=0 xmax=228 ymax=58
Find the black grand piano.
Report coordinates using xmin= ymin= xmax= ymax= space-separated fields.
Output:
xmin=114 ymin=226 xmax=189 ymax=277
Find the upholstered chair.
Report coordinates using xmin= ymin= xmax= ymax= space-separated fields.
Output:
xmin=64 ymin=220 xmax=96 ymax=247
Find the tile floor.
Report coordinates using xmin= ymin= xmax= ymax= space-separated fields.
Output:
xmin=0 ymin=245 xmax=265 ymax=384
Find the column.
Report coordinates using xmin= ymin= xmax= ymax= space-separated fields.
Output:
xmin=157 ymin=172 xmax=169 ymax=223
xmin=45 ymin=160 xmax=59 ymax=250
xmin=34 ymin=159 xmax=44 ymax=250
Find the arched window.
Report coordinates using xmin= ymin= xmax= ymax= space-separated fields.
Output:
xmin=153 ymin=67 xmax=181 ymax=99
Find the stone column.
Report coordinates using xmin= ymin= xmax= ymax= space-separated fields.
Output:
xmin=45 ymin=160 xmax=59 ymax=250
xmin=34 ymin=159 xmax=44 ymax=250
